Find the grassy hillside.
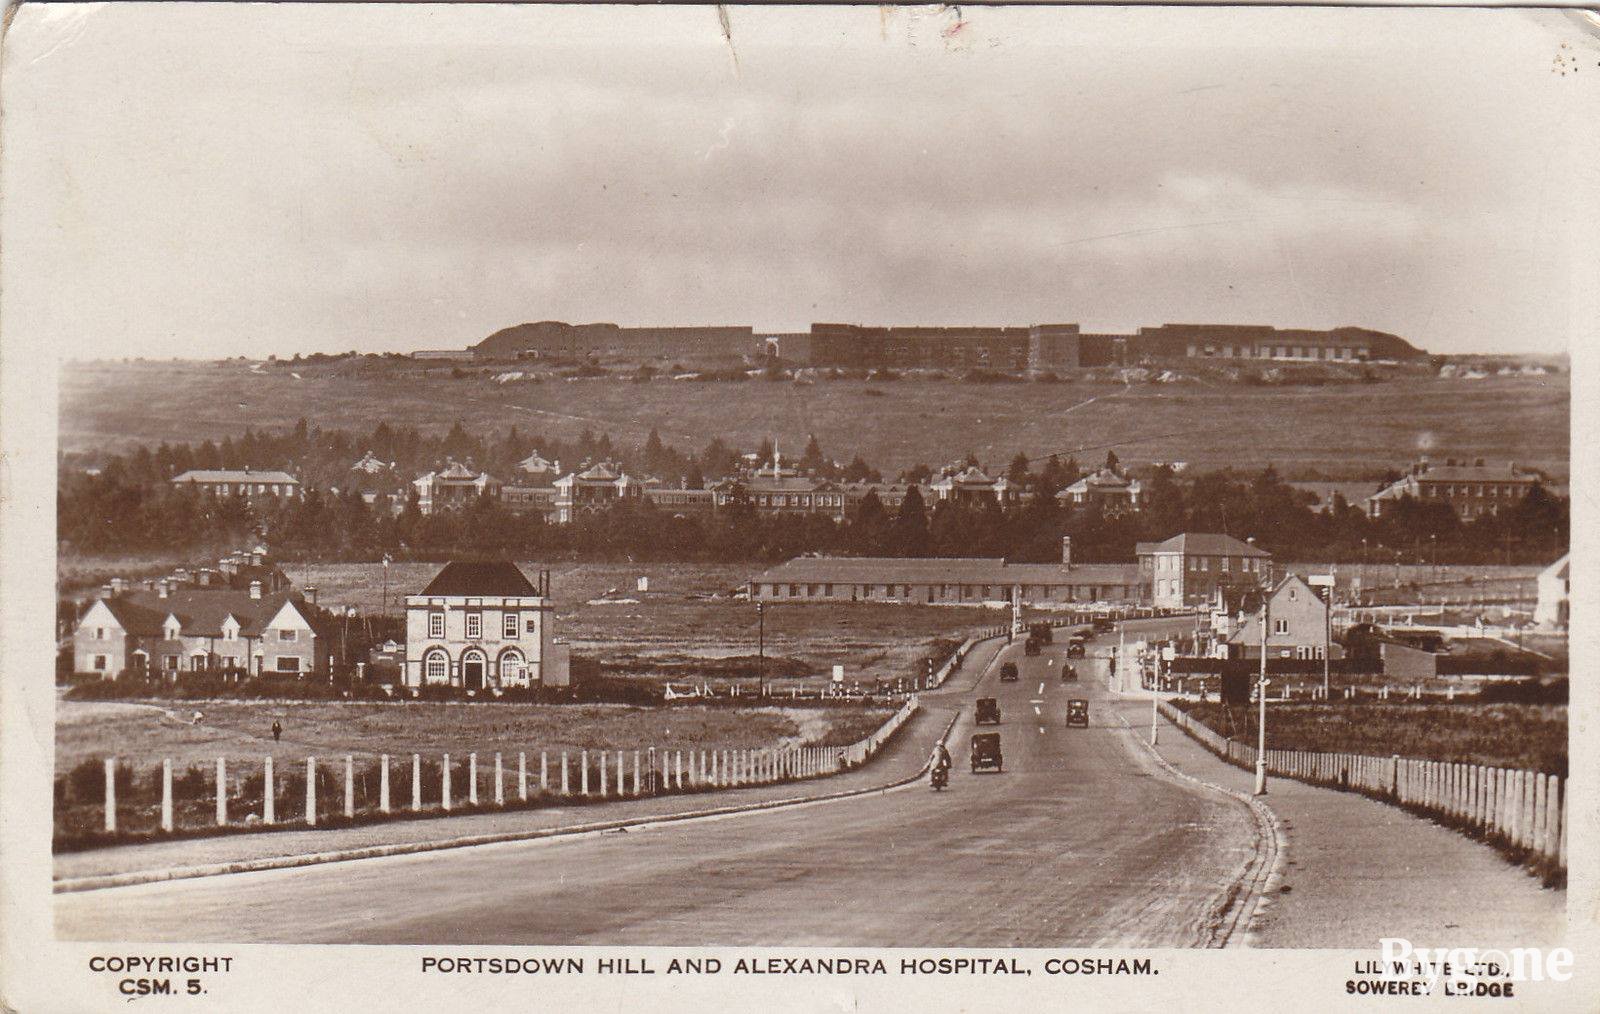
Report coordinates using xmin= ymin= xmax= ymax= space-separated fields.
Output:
xmin=61 ymin=358 xmax=1569 ymax=479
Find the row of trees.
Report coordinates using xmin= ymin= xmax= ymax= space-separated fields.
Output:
xmin=60 ymin=437 xmax=1569 ymax=566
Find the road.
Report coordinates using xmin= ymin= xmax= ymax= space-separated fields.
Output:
xmin=56 ymin=625 xmax=1266 ymax=946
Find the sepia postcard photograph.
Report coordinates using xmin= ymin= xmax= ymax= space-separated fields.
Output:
xmin=0 ymin=2 xmax=1595 ymax=1010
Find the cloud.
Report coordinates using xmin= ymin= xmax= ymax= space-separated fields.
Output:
xmin=2 ymin=4 xmax=1591 ymax=357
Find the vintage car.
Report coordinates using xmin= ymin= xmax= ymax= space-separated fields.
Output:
xmin=975 ymin=697 xmax=1001 ymax=725
xmin=999 ymin=661 xmax=1020 ymax=682
xmin=1066 ymin=640 xmax=1087 ymax=659
xmin=1059 ymin=664 xmax=1078 ymax=683
xmin=1023 ymin=637 xmax=1041 ymax=657
xmin=970 ymin=732 xmax=1003 ymax=773
xmin=1065 ymin=699 xmax=1089 ymax=728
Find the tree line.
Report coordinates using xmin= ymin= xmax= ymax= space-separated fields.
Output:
xmin=58 ymin=421 xmax=1568 ymax=565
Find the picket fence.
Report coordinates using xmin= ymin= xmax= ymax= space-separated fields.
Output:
xmin=1158 ymin=701 xmax=1566 ymax=872
xmin=97 ymin=695 xmax=921 ymax=836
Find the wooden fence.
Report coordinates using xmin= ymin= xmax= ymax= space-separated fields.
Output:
xmin=1158 ymin=701 xmax=1566 ymax=872
xmin=90 ymin=696 xmax=922 ymax=838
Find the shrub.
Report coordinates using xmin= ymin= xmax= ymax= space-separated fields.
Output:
xmin=1472 ymin=677 xmax=1567 ymax=705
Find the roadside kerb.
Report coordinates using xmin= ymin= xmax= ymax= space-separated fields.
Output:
xmin=1158 ymin=699 xmax=1566 ymax=876
xmin=1110 ymin=705 xmax=1286 ymax=949
xmin=57 ymin=705 xmax=966 ymax=894
xmin=58 ymin=634 xmax=1005 ymax=892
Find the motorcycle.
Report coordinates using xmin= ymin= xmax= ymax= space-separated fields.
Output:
xmin=930 ymin=763 xmax=950 ymax=791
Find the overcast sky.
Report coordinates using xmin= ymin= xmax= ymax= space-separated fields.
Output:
xmin=4 ymin=4 xmax=1597 ymax=358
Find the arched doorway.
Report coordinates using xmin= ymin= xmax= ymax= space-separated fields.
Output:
xmin=461 ymin=649 xmax=487 ymax=690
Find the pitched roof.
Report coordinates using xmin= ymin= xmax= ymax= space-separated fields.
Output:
xmin=1290 ymin=481 xmax=1379 ymax=511
xmin=420 ymin=561 xmax=538 ymax=597
xmin=172 ymin=470 xmax=298 ymax=485
xmin=751 ymin=556 xmax=1138 ymax=587
xmin=1135 ymin=533 xmax=1270 ymax=557
xmin=99 ymin=589 xmax=305 ymax=637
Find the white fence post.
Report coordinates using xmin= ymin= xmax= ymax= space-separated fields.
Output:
xmin=411 ymin=753 xmax=422 ymax=812
xmin=305 ymin=756 xmax=316 ymax=827
xmin=518 ymin=751 xmax=527 ymax=803
xmin=160 ymin=759 xmax=174 ymax=832
xmin=495 ymin=752 xmax=505 ymax=806
xmin=675 ymin=750 xmax=683 ymax=790
xmin=264 ymin=756 xmax=275 ymax=824
xmin=618 ymin=751 xmax=626 ymax=793
xmin=104 ymin=757 xmax=117 ymax=833
xmin=215 ymin=757 xmax=227 ymax=827
xmin=599 ymin=752 xmax=609 ymax=796
xmin=344 ymin=755 xmax=355 ymax=818
xmin=468 ymin=753 xmax=479 ymax=806
xmin=581 ymin=750 xmax=590 ymax=796
xmin=380 ymin=754 xmax=391 ymax=813
xmin=633 ymin=750 xmax=641 ymax=796
xmin=442 ymin=753 xmax=452 ymax=811
xmin=540 ymin=750 xmax=549 ymax=793
xmin=561 ymin=752 xmax=569 ymax=795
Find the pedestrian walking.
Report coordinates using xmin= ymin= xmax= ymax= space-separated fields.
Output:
xmin=271 ymin=719 xmax=282 ymax=743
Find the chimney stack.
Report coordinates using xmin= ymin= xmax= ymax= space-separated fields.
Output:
xmin=249 ymin=580 xmax=262 ymax=600
xmin=100 ymin=584 xmax=114 ymax=600
xmin=157 ymin=580 xmax=169 ymax=599
xmin=305 ymin=585 xmax=318 ymax=605
xmin=110 ymin=577 xmax=126 ymax=595
xmin=1061 ymin=535 xmax=1073 ymax=569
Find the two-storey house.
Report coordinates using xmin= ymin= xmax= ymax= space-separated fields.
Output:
xmin=404 ymin=561 xmax=570 ymax=689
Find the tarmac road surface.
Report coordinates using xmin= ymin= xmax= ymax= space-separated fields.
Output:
xmin=56 ymin=630 xmax=1265 ymax=947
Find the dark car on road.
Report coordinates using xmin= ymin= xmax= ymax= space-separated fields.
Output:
xmin=1065 ymin=699 xmax=1089 ymax=728
xmin=1066 ymin=639 xmax=1087 ymax=658
xmin=1023 ymin=638 xmax=1041 ymax=656
xmin=999 ymin=661 xmax=1019 ymax=682
xmin=975 ymin=697 xmax=1001 ymax=725
xmin=970 ymin=732 xmax=1003 ymax=773
xmin=1060 ymin=664 xmax=1078 ymax=683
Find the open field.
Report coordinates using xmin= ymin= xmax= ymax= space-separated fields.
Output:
xmin=1173 ymin=700 xmax=1566 ymax=775
xmin=61 ymin=359 xmax=1568 ymax=478
xmin=291 ymin=561 xmax=995 ymax=683
xmin=56 ymin=698 xmax=895 ymax=772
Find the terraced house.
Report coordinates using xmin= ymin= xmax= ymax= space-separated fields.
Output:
xmin=73 ymin=578 xmax=320 ymax=677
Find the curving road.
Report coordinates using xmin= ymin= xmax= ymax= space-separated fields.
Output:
xmin=56 ymin=627 xmax=1266 ymax=946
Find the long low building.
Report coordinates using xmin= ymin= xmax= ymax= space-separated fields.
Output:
xmin=748 ymin=555 xmax=1143 ymax=606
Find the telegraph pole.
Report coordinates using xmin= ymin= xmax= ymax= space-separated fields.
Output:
xmin=756 ymin=601 xmax=765 ymax=699
xmin=1323 ymin=574 xmax=1333 ymax=699
xmin=1150 ymin=652 xmax=1160 ymax=747
xmin=1255 ymin=591 xmax=1269 ymax=796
